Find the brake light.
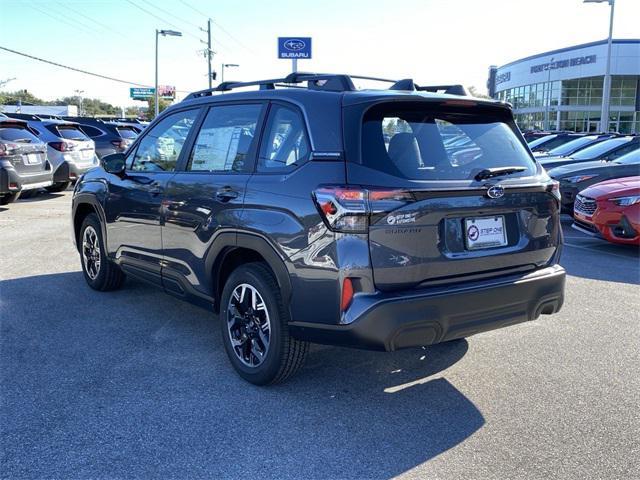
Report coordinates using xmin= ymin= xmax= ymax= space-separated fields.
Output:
xmin=313 ymin=186 xmax=415 ymax=233
xmin=49 ymin=141 xmax=75 ymax=152
xmin=0 ymin=143 xmax=18 ymax=157
xmin=111 ymin=139 xmax=131 ymax=150
xmin=341 ymin=278 xmax=354 ymax=312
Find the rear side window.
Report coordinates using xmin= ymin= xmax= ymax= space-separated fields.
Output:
xmin=546 ymin=136 xmax=598 ymax=156
xmin=116 ymin=127 xmax=138 ymax=139
xmin=48 ymin=124 xmax=88 ymax=141
xmin=257 ymin=104 xmax=310 ymax=173
xmin=0 ymin=126 xmax=40 ymax=143
xmin=187 ymin=104 xmax=262 ymax=173
xmin=361 ymin=104 xmax=535 ymax=181
xmin=604 ymin=139 xmax=639 ymax=160
xmin=79 ymin=125 xmax=104 ymax=138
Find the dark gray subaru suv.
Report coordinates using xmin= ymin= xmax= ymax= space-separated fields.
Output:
xmin=71 ymin=73 xmax=566 ymax=385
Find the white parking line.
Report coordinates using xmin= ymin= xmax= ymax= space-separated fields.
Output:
xmin=564 ymin=241 xmax=635 ymax=260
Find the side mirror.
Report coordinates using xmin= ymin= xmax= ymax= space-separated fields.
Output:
xmin=102 ymin=153 xmax=126 ymax=175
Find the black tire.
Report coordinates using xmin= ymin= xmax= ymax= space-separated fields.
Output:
xmin=79 ymin=213 xmax=125 ymax=291
xmin=0 ymin=192 xmax=20 ymax=205
xmin=46 ymin=181 xmax=70 ymax=193
xmin=220 ymin=262 xmax=309 ymax=385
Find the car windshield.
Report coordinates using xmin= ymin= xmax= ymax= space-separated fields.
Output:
xmin=360 ymin=103 xmax=536 ymax=181
xmin=571 ymin=138 xmax=631 ymax=160
xmin=527 ymin=135 xmax=556 ymax=149
xmin=614 ymin=149 xmax=640 ymax=165
xmin=547 ymin=136 xmax=599 ymax=156
xmin=0 ymin=126 xmax=40 ymax=143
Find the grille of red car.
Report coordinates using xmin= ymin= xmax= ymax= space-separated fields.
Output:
xmin=574 ymin=195 xmax=597 ymax=216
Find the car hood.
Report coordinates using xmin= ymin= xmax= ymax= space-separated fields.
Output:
xmin=579 ymin=176 xmax=640 ymax=200
xmin=547 ymin=160 xmax=613 ymax=178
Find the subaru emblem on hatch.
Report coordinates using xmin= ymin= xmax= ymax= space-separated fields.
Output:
xmin=284 ymin=39 xmax=306 ymax=51
xmin=487 ymin=185 xmax=505 ymax=199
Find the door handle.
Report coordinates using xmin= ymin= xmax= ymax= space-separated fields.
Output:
xmin=216 ymin=187 xmax=239 ymax=201
xmin=149 ymin=182 xmax=163 ymax=195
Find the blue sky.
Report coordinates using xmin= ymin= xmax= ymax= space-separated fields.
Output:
xmin=1 ymin=0 xmax=639 ymax=107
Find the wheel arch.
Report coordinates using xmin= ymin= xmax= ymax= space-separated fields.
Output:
xmin=211 ymin=233 xmax=293 ymax=313
xmin=72 ymin=195 xmax=107 ymax=252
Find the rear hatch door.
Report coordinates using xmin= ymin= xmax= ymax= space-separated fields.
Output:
xmin=343 ymin=99 xmax=561 ymax=291
xmin=0 ymin=123 xmax=48 ymax=174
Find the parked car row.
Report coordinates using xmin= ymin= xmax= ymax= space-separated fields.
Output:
xmin=523 ymin=130 xmax=639 ymax=246
xmin=0 ymin=113 xmax=142 ymax=205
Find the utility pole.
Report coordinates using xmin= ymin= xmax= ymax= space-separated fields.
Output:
xmin=207 ymin=19 xmax=213 ymax=89
xmin=74 ymin=89 xmax=85 ymax=116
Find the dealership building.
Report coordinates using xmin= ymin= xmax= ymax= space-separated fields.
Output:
xmin=487 ymin=39 xmax=640 ymax=133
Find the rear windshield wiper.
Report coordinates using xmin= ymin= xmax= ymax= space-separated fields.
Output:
xmin=474 ymin=166 xmax=527 ymax=181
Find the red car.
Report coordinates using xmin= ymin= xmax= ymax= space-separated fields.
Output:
xmin=573 ymin=176 xmax=640 ymax=246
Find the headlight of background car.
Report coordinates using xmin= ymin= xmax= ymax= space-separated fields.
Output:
xmin=610 ymin=195 xmax=640 ymax=206
xmin=563 ymin=175 xmax=598 ymax=184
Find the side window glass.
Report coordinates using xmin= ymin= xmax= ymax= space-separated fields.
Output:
xmin=258 ymin=105 xmax=310 ymax=172
xmin=129 ymin=109 xmax=198 ymax=172
xmin=188 ymin=104 xmax=261 ymax=172
xmin=607 ymin=141 xmax=637 ymax=160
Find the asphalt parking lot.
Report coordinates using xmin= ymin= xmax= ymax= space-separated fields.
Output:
xmin=1 ymin=191 xmax=639 ymax=479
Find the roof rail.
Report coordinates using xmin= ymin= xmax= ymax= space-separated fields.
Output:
xmin=183 ymin=73 xmax=470 ymax=99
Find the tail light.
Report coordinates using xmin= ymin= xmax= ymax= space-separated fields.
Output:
xmin=111 ymin=139 xmax=132 ymax=151
xmin=313 ymin=186 xmax=415 ymax=233
xmin=49 ymin=141 xmax=76 ymax=152
xmin=0 ymin=143 xmax=19 ymax=157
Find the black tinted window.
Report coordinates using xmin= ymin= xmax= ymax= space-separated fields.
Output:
xmin=130 ymin=109 xmax=198 ymax=172
xmin=0 ymin=126 xmax=40 ymax=143
xmin=79 ymin=125 xmax=104 ymax=138
xmin=52 ymin=125 xmax=88 ymax=141
xmin=361 ymin=104 xmax=535 ymax=181
xmin=258 ymin=105 xmax=310 ymax=172
xmin=188 ymin=104 xmax=261 ymax=172
xmin=117 ymin=127 xmax=138 ymax=139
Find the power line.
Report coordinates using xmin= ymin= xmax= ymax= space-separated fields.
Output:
xmin=176 ymin=0 xmax=251 ymax=55
xmin=0 ymin=45 xmax=194 ymax=94
xmin=26 ymin=3 xmax=99 ymax=38
xmin=54 ymin=1 xmax=131 ymax=40
xmin=0 ymin=45 xmax=151 ymax=87
xmin=123 ymin=0 xmax=203 ymax=42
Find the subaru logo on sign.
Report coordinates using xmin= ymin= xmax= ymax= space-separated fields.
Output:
xmin=284 ymin=39 xmax=305 ymax=51
xmin=487 ymin=185 xmax=505 ymax=199
xmin=278 ymin=37 xmax=312 ymax=59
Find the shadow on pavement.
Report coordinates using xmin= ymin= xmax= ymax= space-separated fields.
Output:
xmin=560 ymin=216 xmax=640 ymax=285
xmin=0 ymin=272 xmax=483 ymax=479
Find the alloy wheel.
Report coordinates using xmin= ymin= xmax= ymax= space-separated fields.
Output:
xmin=82 ymin=226 xmax=101 ymax=280
xmin=227 ymin=283 xmax=271 ymax=367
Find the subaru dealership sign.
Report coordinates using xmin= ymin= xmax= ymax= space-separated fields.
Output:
xmin=278 ymin=37 xmax=312 ymax=59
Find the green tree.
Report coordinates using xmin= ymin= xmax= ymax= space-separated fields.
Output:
xmin=467 ymin=86 xmax=491 ymax=99
xmin=146 ymin=97 xmax=172 ymax=119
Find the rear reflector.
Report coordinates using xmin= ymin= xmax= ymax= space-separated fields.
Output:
xmin=341 ymin=278 xmax=354 ymax=312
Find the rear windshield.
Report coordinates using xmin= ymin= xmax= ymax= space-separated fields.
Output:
xmin=547 ymin=136 xmax=598 ymax=156
xmin=116 ymin=127 xmax=138 ymax=139
xmin=361 ymin=104 xmax=536 ymax=181
xmin=0 ymin=126 xmax=40 ymax=143
xmin=571 ymin=138 xmax=631 ymax=160
xmin=527 ymin=135 xmax=556 ymax=149
xmin=615 ymin=149 xmax=640 ymax=165
xmin=49 ymin=124 xmax=89 ymax=141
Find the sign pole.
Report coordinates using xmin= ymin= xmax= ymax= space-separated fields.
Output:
xmin=292 ymin=58 xmax=298 ymax=73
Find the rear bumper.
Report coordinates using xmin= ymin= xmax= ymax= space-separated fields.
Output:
xmin=289 ymin=265 xmax=565 ymax=351
xmin=0 ymin=167 xmax=53 ymax=194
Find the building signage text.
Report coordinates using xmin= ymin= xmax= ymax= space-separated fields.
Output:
xmin=530 ymin=55 xmax=597 ymax=74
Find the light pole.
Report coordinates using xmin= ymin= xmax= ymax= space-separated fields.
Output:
xmin=221 ymin=63 xmax=239 ymax=84
xmin=74 ymin=89 xmax=84 ymax=116
xmin=545 ymin=57 xmax=554 ymax=130
xmin=155 ymin=29 xmax=182 ymax=118
xmin=584 ymin=0 xmax=615 ymax=132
